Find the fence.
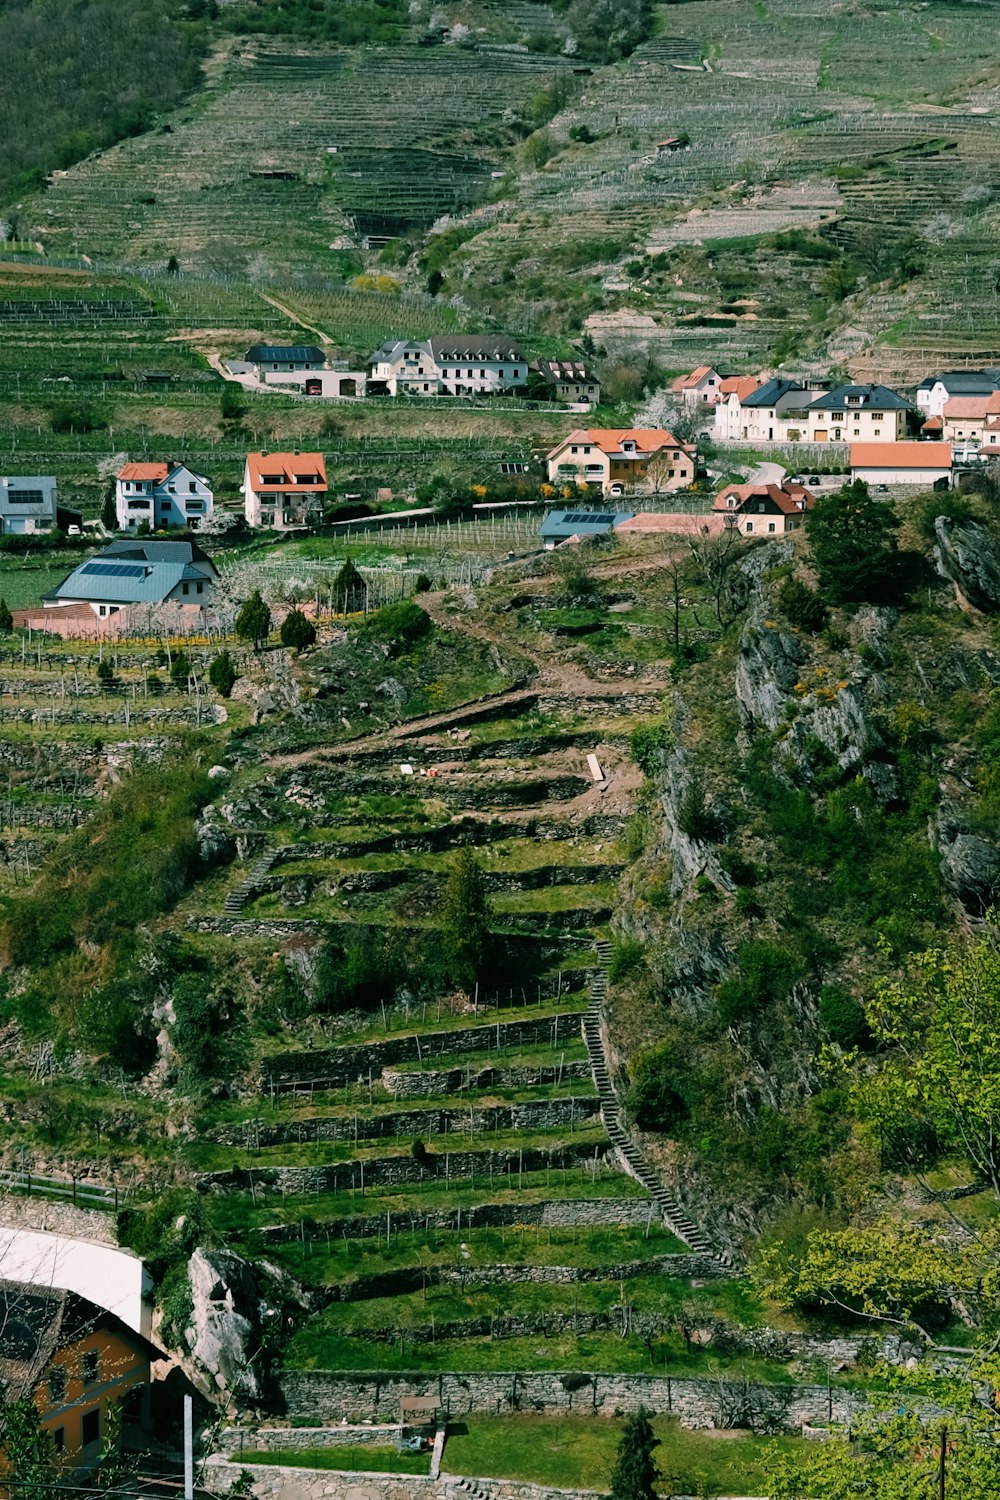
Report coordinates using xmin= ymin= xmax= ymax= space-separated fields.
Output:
xmin=0 ymin=1168 xmax=126 ymax=1212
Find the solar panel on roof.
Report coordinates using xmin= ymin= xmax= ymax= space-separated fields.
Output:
xmin=563 ymin=512 xmax=617 ymax=524
xmin=79 ymin=562 xmax=147 ymax=579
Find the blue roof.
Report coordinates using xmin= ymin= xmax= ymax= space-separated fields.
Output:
xmin=540 ymin=509 xmax=633 ymax=539
xmin=803 ymin=383 xmax=910 ymax=412
xmin=740 ymin=378 xmax=810 ymax=408
xmin=45 ymin=540 xmax=217 ymax=605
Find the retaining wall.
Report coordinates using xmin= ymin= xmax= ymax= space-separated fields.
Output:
xmin=256 ymin=1197 xmax=662 ymax=1247
xmin=210 ymin=1097 xmax=600 ymax=1149
xmin=381 ymin=1060 xmax=592 ymax=1100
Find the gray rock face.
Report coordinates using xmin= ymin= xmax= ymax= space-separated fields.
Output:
xmin=660 ymin=748 xmax=735 ymax=898
xmin=934 ymin=516 xmax=1000 ymax=612
xmin=936 ymin=811 xmax=1000 ymax=915
xmin=195 ymin=807 xmax=236 ymax=867
xmin=184 ymin=1248 xmax=272 ymax=1403
xmin=735 ymin=609 xmax=808 ymax=733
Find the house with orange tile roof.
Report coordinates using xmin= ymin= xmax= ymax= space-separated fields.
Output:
xmin=713 ymin=375 xmax=763 ymax=440
xmin=115 ymin=461 xmax=213 ymax=531
xmin=941 ymin=391 xmax=1000 ymax=447
xmin=850 ymin=441 xmax=952 ymax=488
xmin=671 ymin=366 xmax=724 ymax=408
xmin=545 ymin=429 xmax=695 ymax=496
xmin=712 ymin=481 xmax=814 ymax=535
xmin=243 ymin=451 xmax=327 ymax=529
xmin=616 ymin=512 xmax=728 ymax=538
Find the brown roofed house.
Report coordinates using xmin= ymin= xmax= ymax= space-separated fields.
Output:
xmin=712 ymin=481 xmax=814 ymax=535
xmin=546 ymin=428 xmax=695 ymax=496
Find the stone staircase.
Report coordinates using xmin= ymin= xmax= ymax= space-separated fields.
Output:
xmin=223 ymin=846 xmax=280 ymax=915
xmin=584 ymin=940 xmax=734 ymax=1269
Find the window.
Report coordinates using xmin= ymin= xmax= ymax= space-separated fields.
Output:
xmin=53 ymin=1429 xmax=65 ymax=1454
xmin=82 ymin=1349 xmax=100 ymax=1384
xmin=871 ymin=412 xmax=883 ymax=421
xmin=874 ymin=429 xmax=881 ymax=437
xmin=81 ymin=1410 xmax=100 ymax=1447
xmin=48 ymin=1367 xmax=66 ymax=1403
xmin=197 ymin=582 xmax=204 ymax=595
xmin=182 ymin=583 xmax=189 ymax=596
xmin=768 ymin=522 xmax=776 ymax=533
xmin=189 ymin=482 xmax=197 ymax=493
xmin=831 ymin=412 xmax=845 ymax=421
xmin=744 ymin=521 xmax=754 ymax=532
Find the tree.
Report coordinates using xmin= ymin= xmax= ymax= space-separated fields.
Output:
xmin=1 ymin=1393 xmax=55 ymax=1497
xmin=208 ymin=650 xmax=238 ymax=698
xmin=0 ymin=599 xmax=13 ymax=633
xmin=101 ymin=485 xmax=118 ymax=532
xmin=166 ymin=254 xmax=180 ymax=275
xmin=807 ymin=480 xmax=901 ymax=604
xmin=687 ymin=526 xmax=752 ymax=628
xmin=219 ymin=384 xmax=245 ymax=422
xmin=280 ymin=608 xmax=316 ymax=652
xmin=609 ymin=1407 xmax=659 ymax=1500
xmin=439 ymin=848 xmax=493 ymax=991
xmin=333 ymin=559 xmax=367 ymax=614
xmin=169 ymin=649 xmax=191 ymax=689
xmin=235 ymin=589 xmax=272 ymax=649
xmin=778 ymin=575 xmax=827 ymax=632
xmin=96 ymin=658 xmax=114 ymax=685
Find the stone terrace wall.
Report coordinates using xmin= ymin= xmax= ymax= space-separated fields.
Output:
xmin=210 ymin=1097 xmax=599 ymax=1149
xmin=256 ymin=1197 xmax=666 ymax=1247
xmin=277 ymin=1369 xmax=873 ymax=1431
xmin=205 ymin=1457 xmax=605 ymax=1500
xmin=381 ymin=1060 xmax=592 ymax=1100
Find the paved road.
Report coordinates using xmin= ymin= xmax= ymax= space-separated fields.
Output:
xmin=746 ymin=459 xmax=786 ymax=486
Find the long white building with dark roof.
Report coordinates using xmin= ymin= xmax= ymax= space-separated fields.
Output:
xmin=367 ymin=336 xmax=527 ymax=396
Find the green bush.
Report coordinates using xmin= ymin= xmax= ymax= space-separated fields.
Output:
xmin=280 ymin=608 xmax=317 ymax=652
xmin=778 ymin=576 xmax=827 ymax=633
xmin=818 ymin=984 xmax=871 ymax=1049
xmin=716 ymin=941 xmax=801 ymax=1026
xmin=630 ymin=719 xmax=671 ymax=776
xmin=915 ymin=492 xmax=976 ymax=542
xmin=609 ymin=936 xmax=645 ymax=983
xmin=358 ymin=599 xmax=431 ymax=653
xmin=675 ymin=777 xmax=722 ymax=843
xmin=628 ymin=1043 xmax=692 ymax=1131
xmin=208 ymin=650 xmax=238 ymax=698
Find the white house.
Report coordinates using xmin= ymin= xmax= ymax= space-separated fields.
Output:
xmin=367 ymin=337 xmax=527 ymax=397
xmin=941 ymin=392 xmax=1000 ymax=448
xmin=43 ymin=539 xmax=219 ymax=621
xmin=671 ymin=366 xmax=724 ymax=409
xmin=916 ymin=370 xmax=1000 ymax=421
xmin=712 ymin=376 xmax=763 ymax=440
xmin=243 ymin=451 xmax=327 ymax=529
xmin=245 ymin=344 xmax=328 ymax=377
xmin=0 ymin=476 xmax=58 ymax=534
xmin=712 ymin=481 xmax=814 ymax=535
xmin=850 ymin=441 xmax=952 ymax=488
xmin=115 ymin=462 xmax=213 ymax=530
xmin=801 ymin=384 xmax=910 ymax=444
xmin=546 ymin=428 xmax=695 ymax=496
xmin=725 ymin=378 xmax=827 ymax=443
xmin=260 ymin=368 xmax=367 ymax=398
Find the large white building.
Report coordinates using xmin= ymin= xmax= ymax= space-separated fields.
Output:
xmin=367 ymin=336 xmax=527 ymax=397
xmin=800 ymin=384 xmax=910 ymax=444
xmin=115 ymin=462 xmax=213 ymax=530
xmin=850 ymin=441 xmax=953 ymax=488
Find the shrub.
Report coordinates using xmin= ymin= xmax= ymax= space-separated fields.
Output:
xmin=818 ymin=984 xmax=871 ymax=1049
xmin=208 ymin=650 xmax=238 ymax=698
xmin=219 ymin=385 xmax=245 ymax=422
xmin=280 ymin=608 xmax=317 ymax=651
xmin=629 ymin=1043 xmax=692 ymax=1132
xmin=609 ymin=936 xmax=645 ymax=983
xmin=915 ymin=491 xmax=975 ymax=542
xmin=675 ymin=776 xmax=722 ymax=842
xmin=96 ymin=658 xmax=114 ymax=684
xmin=358 ymin=599 xmax=431 ymax=653
xmin=716 ymin=941 xmax=801 ymax=1026
xmin=49 ymin=401 xmax=104 ymax=433
xmin=235 ymin=589 xmax=272 ymax=648
xmin=630 ymin=719 xmax=671 ymax=776
xmin=414 ymin=573 xmax=432 ymax=594
xmin=778 ymin=576 xmax=827 ymax=632
xmin=0 ymin=600 xmax=12 ymax=633
xmin=807 ymin=481 xmax=902 ymax=604
xmin=169 ymin=649 xmax=191 ymax=688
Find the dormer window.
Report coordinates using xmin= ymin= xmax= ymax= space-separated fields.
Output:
xmin=846 ymin=394 xmax=863 ymax=406
xmin=623 ymin=441 xmax=636 ymax=454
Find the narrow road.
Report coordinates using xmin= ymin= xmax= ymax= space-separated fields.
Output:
xmin=259 ymin=292 xmax=333 ymax=346
xmin=746 ymin=459 xmax=786 ymax=486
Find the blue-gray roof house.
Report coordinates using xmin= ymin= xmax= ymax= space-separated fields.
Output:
xmin=245 ymin=344 xmax=327 ymax=372
xmin=43 ymin=540 xmax=219 ymax=622
xmin=539 ymin=508 xmax=633 ymax=547
xmin=0 ymin=476 xmax=58 ymax=535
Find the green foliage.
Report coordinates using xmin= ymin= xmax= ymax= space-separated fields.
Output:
xmin=218 ymin=0 xmax=406 ymax=42
xmin=358 ymin=599 xmax=432 ymax=653
xmin=49 ymin=400 xmax=105 ymax=434
xmin=171 ymin=969 xmax=246 ymax=1092
xmin=915 ymin=490 xmax=976 ymax=541
xmin=818 ymin=984 xmax=871 ymax=1049
xmin=630 ymin=719 xmax=672 ymax=776
xmin=219 ymin=384 xmax=246 ymax=422
xmin=333 ymin=559 xmax=368 ymax=614
xmin=777 ymin=576 xmax=827 ymax=633
xmin=675 ymin=776 xmax=722 ymax=843
xmin=281 ymin=608 xmax=317 ymax=651
xmin=1 ymin=756 xmax=211 ymax=969
xmin=74 ymin=971 xmax=158 ymax=1073
xmin=117 ymin=1186 xmax=208 ymax=1279
xmin=609 ymin=936 xmax=645 ymax=984
xmin=439 ymin=848 xmax=494 ymax=991
xmin=102 ymin=485 xmax=118 ymax=532
xmin=315 ymin=929 xmax=405 ymax=1014
xmin=807 ymin=481 xmax=903 ymax=604
xmin=0 ymin=599 xmax=14 ymax=633
xmin=96 ymin=657 xmax=114 ymax=684
xmin=1 ymin=1394 xmax=55 ymax=1492
xmin=716 ymin=941 xmax=802 ymax=1027
xmin=629 ymin=1043 xmax=692 ymax=1132
xmin=235 ymin=589 xmax=272 ymax=648
xmin=559 ymin=0 xmax=653 ymax=62
xmin=523 ymin=129 xmax=556 ymax=169
xmin=209 ymin=649 xmax=238 ymax=698
xmin=609 ymin=1407 xmax=659 ymax=1500
xmin=170 ymin=648 xmax=191 ymax=687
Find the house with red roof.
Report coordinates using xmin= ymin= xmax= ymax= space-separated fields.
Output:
xmin=712 ymin=481 xmax=814 ymax=536
xmin=941 ymin=391 xmax=1000 ymax=448
xmin=545 ymin=429 xmax=695 ymax=496
xmin=114 ymin=461 xmax=213 ymax=531
xmin=243 ymin=451 xmax=327 ymax=529
xmin=850 ymin=442 xmax=952 ymax=488
xmin=671 ymin=366 xmax=725 ymax=408
xmin=713 ymin=375 xmax=764 ymax=440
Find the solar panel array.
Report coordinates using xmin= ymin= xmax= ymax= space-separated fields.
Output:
xmin=79 ymin=562 xmax=148 ymax=579
xmin=561 ymin=512 xmax=619 ymax=524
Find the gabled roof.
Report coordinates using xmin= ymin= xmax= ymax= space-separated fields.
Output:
xmin=851 ymin=441 xmax=952 ymax=468
xmin=712 ymin=482 xmax=814 ymax=515
xmin=740 ymin=377 xmax=811 ymax=408
xmin=718 ymin=375 xmax=760 ymax=401
xmin=671 ymin=365 xmax=717 ymax=391
xmin=117 ymin=462 xmax=169 ymax=483
xmin=804 ymin=383 xmax=910 ymax=412
xmin=532 ymin=359 xmax=599 ymax=383
xmin=246 ymin=344 xmax=326 ymax=365
xmin=943 ymin=392 xmax=1000 ymax=420
xmin=917 ymin=370 xmax=1000 ymax=394
xmin=540 ymin=508 xmax=633 ymax=539
xmin=428 ymin=335 xmax=525 ymax=361
xmin=548 ymin=428 xmax=692 ymax=459
xmin=246 ymin=452 xmax=327 ymax=492
xmin=45 ymin=540 xmax=218 ymax=606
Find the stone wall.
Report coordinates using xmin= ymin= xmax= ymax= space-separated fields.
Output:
xmin=221 ymin=1425 xmax=405 ymax=1454
xmin=257 ymin=1197 xmax=664 ymax=1248
xmin=0 ymin=1193 xmax=118 ymax=1243
xmin=197 ymin=1139 xmax=608 ymax=1197
xmin=381 ymin=1061 xmax=592 ymax=1100
xmin=262 ymin=1013 xmax=587 ymax=1089
xmin=205 ymin=1456 xmax=604 ymax=1500
xmin=277 ymin=1369 xmax=873 ymax=1432
xmin=210 ymin=1097 xmax=599 ymax=1149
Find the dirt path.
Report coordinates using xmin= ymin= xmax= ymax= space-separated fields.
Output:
xmin=259 ymin=292 xmax=333 ymax=346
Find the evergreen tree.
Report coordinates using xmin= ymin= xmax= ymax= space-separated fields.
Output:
xmin=169 ymin=649 xmax=191 ymax=689
xmin=333 ymin=559 xmax=367 ymax=615
xmin=101 ymin=485 xmax=118 ymax=533
xmin=0 ymin=599 xmax=13 ymax=633
xmin=280 ymin=607 xmax=317 ymax=652
xmin=235 ymin=589 xmax=272 ymax=649
xmin=208 ymin=649 xmax=238 ymax=698
xmin=807 ymin=480 xmax=901 ymax=604
xmin=439 ymin=848 xmax=493 ymax=992
xmin=609 ymin=1408 xmax=659 ymax=1500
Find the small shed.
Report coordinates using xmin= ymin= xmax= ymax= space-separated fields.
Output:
xmin=656 ymin=137 xmax=688 ymax=156
xmin=399 ymin=1396 xmax=442 ymax=1429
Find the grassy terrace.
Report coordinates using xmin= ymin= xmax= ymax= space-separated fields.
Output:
xmin=254 ymin=995 xmax=589 ymax=1055
xmin=241 ymin=1448 xmax=430 ymax=1476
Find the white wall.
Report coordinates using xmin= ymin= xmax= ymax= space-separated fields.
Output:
xmin=0 ymin=1226 xmax=152 ymax=1337
xmin=852 ymin=466 xmax=951 ymax=486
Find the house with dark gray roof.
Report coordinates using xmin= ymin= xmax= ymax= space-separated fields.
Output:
xmin=916 ymin=369 xmax=1000 ymax=420
xmin=539 ymin=508 xmax=633 ymax=547
xmin=726 ymin=378 xmax=830 ymax=443
xmin=367 ymin=336 xmax=527 ymax=397
xmin=245 ymin=344 xmax=328 ymax=374
xmin=43 ymin=539 xmax=219 ymax=622
xmin=801 ymin=384 xmax=910 ymax=443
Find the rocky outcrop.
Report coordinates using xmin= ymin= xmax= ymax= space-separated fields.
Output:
xmin=936 ymin=808 xmax=1000 ymax=915
xmin=735 ymin=609 xmax=809 ymax=733
xmin=195 ymin=806 xmax=236 ymax=867
xmin=934 ymin=516 xmax=1000 ymax=613
xmin=183 ymin=1248 xmax=280 ymax=1405
xmin=660 ymin=748 xmax=734 ymax=898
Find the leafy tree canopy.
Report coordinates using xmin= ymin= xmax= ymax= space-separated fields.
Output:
xmin=807 ymin=480 xmax=902 ymax=604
